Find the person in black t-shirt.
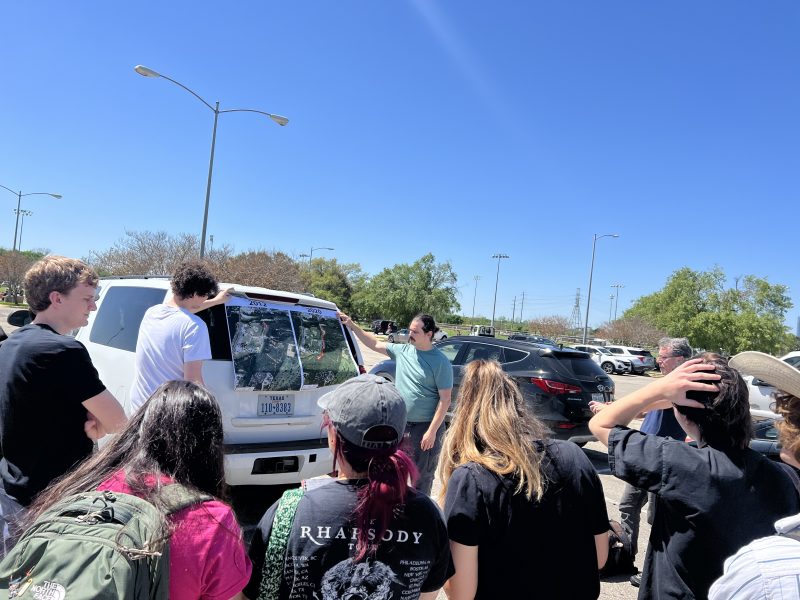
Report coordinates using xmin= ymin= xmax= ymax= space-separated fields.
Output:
xmin=0 ymin=256 xmax=127 ymax=556
xmin=590 ymin=354 xmax=800 ymax=599
xmin=244 ymin=374 xmax=453 ymax=600
xmin=439 ymin=359 xmax=609 ymax=600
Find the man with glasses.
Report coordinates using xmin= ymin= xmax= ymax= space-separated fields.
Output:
xmin=591 ymin=337 xmax=692 ymax=586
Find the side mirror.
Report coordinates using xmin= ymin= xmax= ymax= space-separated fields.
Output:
xmin=7 ymin=309 xmax=33 ymax=328
xmin=751 ymin=378 xmax=769 ymax=387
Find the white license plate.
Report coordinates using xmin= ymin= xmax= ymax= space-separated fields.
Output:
xmin=591 ymin=393 xmax=605 ymax=402
xmin=258 ymin=394 xmax=295 ymax=417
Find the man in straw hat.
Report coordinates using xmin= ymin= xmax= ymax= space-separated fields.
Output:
xmin=710 ymin=352 xmax=800 ymax=599
xmin=590 ymin=353 xmax=799 ymax=599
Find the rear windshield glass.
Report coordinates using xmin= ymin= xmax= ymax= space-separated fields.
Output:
xmin=544 ymin=353 xmax=604 ymax=379
xmin=629 ymin=350 xmax=649 ymax=356
xmin=225 ymin=297 xmax=358 ymax=392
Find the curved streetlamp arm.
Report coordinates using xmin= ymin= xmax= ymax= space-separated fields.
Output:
xmin=156 ymin=73 xmax=216 ymax=113
xmin=0 ymin=184 xmax=17 ymax=196
xmin=219 ymin=108 xmax=289 ymax=125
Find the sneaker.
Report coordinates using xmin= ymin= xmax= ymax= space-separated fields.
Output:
xmin=630 ymin=573 xmax=641 ymax=587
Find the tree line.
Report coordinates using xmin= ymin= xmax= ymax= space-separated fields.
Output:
xmin=2 ymin=231 xmax=796 ymax=355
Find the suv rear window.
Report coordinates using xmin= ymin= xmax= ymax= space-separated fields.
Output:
xmin=545 ymin=352 xmax=605 ymax=378
xmin=225 ymin=298 xmax=358 ymax=391
xmin=629 ymin=350 xmax=649 ymax=356
xmin=89 ymin=286 xmax=166 ymax=352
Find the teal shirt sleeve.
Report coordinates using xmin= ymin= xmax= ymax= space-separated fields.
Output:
xmin=385 ymin=343 xmax=398 ymax=360
xmin=433 ymin=350 xmax=454 ymax=390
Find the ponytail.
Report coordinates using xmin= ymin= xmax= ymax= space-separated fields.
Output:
xmin=333 ymin=432 xmax=418 ymax=562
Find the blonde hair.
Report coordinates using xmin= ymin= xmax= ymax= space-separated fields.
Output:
xmin=437 ymin=360 xmax=547 ymax=503
xmin=24 ymin=256 xmax=99 ymax=313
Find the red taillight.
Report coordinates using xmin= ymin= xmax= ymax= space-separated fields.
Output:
xmin=358 ymin=365 xmax=366 ymax=374
xmin=556 ymin=422 xmax=578 ymax=429
xmin=530 ymin=377 xmax=582 ymax=395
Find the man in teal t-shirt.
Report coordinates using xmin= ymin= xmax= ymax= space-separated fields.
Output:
xmin=337 ymin=312 xmax=453 ymax=495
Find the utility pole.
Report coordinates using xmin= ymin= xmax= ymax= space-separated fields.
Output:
xmin=611 ymin=283 xmax=625 ymax=321
xmin=490 ymin=254 xmax=509 ymax=328
xmin=512 ymin=296 xmax=517 ymax=323
xmin=519 ymin=291 xmax=525 ymax=325
xmin=472 ymin=276 xmax=481 ymax=320
xmin=609 ymin=294 xmax=614 ymax=322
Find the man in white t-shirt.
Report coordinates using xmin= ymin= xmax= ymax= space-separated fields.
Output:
xmin=130 ymin=261 xmax=231 ymax=412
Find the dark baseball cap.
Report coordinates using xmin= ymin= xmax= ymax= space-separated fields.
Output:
xmin=318 ymin=374 xmax=407 ymax=450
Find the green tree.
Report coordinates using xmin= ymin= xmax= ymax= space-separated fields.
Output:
xmin=0 ymin=248 xmax=47 ymax=304
xmin=626 ymin=267 xmax=794 ymax=354
xmin=353 ymin=254 xmax=460 ymax=325
xmin=300 ymin=258 xmax=363 ymax=315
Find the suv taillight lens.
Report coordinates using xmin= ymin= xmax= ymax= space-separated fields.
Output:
xmin=531 ymin=377 xmax=582 ymax=395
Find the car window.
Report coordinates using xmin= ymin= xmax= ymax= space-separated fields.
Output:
xmin=437 ymin=342 xmax=464 ymax=363
xmin=608 ymin=348 xmax=624 ymax=355
xmin=786 ymin=356 xmax=800 ymax=368
xmin=545 ymin=354 xmax=604 ymax=378
xmin=597 ymin=347 xmax=612 ymax=355
xmin=89 ymin=286 xmax=166 ymax=352
xmin=629 ymin=350 xmax=648 ymax=356
xmin=501 ymin=348 xmax=528 ymax=364
xmin=226 ymin=298 xmax=358 ymax=391
xmin=465 ymin=343 xmax=503 ymax=363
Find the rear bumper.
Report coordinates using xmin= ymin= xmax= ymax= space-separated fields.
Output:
xmin=223 ymin=439 xmax=332 ymax=485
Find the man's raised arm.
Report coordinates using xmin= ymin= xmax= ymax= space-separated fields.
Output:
xmin=337 ymin=312 xmax=389 ymax=356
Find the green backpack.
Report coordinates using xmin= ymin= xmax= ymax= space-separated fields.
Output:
xmin=0 ymin=483 xmax=210 ymax=600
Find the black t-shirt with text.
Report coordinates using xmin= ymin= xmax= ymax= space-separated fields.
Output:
xmin=444 ymin=439 xmax=609 ymax=600
xmin=610 ymin=426 xmax=800 ymax=599
xmin=0 ymin=324 xmax=106 ymax=505
xmin=245 ymin=479 xmax=454 ymax=600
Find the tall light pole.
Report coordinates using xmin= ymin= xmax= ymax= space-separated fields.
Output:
xmin=582 ymin=233 xmax=619 ymax=343
xmin=609 ymin=294 xmax=614 ymax=322
xmin=491 ymin=254 xmax=509 ymax=329
xmin=0 ymin=184 xmax=61 ymax=252
xmin=134 ymin=65 xmax=289 ymax=259
xmin=472 ymin=275 xmax=481 ymax=320
xmin=14 ymin=209 xmax=33 ymax=251
xmin=611 ymin=283 xmax=625 ymax=321
xmin=299 ymin=246 xmax=334 ymax=263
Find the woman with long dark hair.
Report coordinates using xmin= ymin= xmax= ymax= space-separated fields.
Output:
xmin=244 ymin=374 xmax=453 ymax=600
xmin=439 ymin=360 xmax=609 ymax=600
xmin=25 ymin=380 xmax=251 ymax=600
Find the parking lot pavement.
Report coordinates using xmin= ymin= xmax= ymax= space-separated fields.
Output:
xmin=0 ymin=304 xmax=25 ymax=336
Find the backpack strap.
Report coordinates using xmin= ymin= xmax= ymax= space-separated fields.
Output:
xmin=159 ymin=483 xmax=214 ymax=515
xmin=257 ymin=487 xmax=304 ymax=600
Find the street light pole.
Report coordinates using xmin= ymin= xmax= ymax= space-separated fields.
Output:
xmin=491 ymin=254 xmax=509 ymax=329
xmin=609 ymin=294 xmax=614 ymax=322
xmin=472 ymin=275 xmax=480 ymax=320
xmin=134 ymin=65 xmax=289 ymax=259
xmin=582 ymin=234 xmax=619 ymax=343
xmin=0 ymin=184 xmax=62 ymax=252
xmin=611 ymin=283 xmax=625 ymax=320
xmin=300 ymin=246 xmax=334 ymax=263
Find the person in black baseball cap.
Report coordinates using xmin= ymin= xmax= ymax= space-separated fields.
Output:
xmin=243 ymin=374 xmax=454 ymax=600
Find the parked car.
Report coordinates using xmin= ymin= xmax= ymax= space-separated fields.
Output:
xmin=604 ymin=345 xmax=656 ymax=374
xmin=744 ymin=351 xmax=800 ymax=411
xmin=387 ymin=328 xmax=409 ymax=343
xmin=469 ymin=325 xmax=495 ymax=337
xmin=371 ymin=319 xmax=396 ymax=335
xmin=687 ymin=409 xmax=781 ymax=461
xmin=369 ymin=336 xmax=615 ymax=444
xmin=570 ymin=344 xmax=632 ymax=374
xmin=68 ymin=277 xmax=365 ymax=487
xmin=508 ymin=333 xmax=558 ymax=347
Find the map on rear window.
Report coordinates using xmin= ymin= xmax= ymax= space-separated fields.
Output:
xmin=226 ymin=297 xmax=358 ymax=391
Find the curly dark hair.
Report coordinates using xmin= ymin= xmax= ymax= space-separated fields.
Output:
xmin=675 ymin=354 xmax=752 ymax=448
xmin=170 ymin=261 xmax=219 ymax=300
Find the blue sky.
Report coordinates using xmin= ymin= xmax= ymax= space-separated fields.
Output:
xmin=2 ymin=2 xmax=798 ymax=331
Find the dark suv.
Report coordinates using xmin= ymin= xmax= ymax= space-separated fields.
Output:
xmin=369 ymin=336 xmax=614 ymax=443
xmin=371 ymin=319 xmax=396 ymax=334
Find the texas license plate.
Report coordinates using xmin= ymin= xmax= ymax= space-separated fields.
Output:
xmin=258 ymin=394 xmax=294 ymax=417
xmin=591 ymin=393 xmax=606 ymax=402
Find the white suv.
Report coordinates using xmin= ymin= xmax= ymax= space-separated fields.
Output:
xmin=571 ymin=344 xmax=632 ymax=374
xmin=604 ymin=345 xmax=656 ymax=375
xmin=75 ymin=278 xmax=364 ymax=486
xmin=745 ymin=351 xmax=800 ymax=412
